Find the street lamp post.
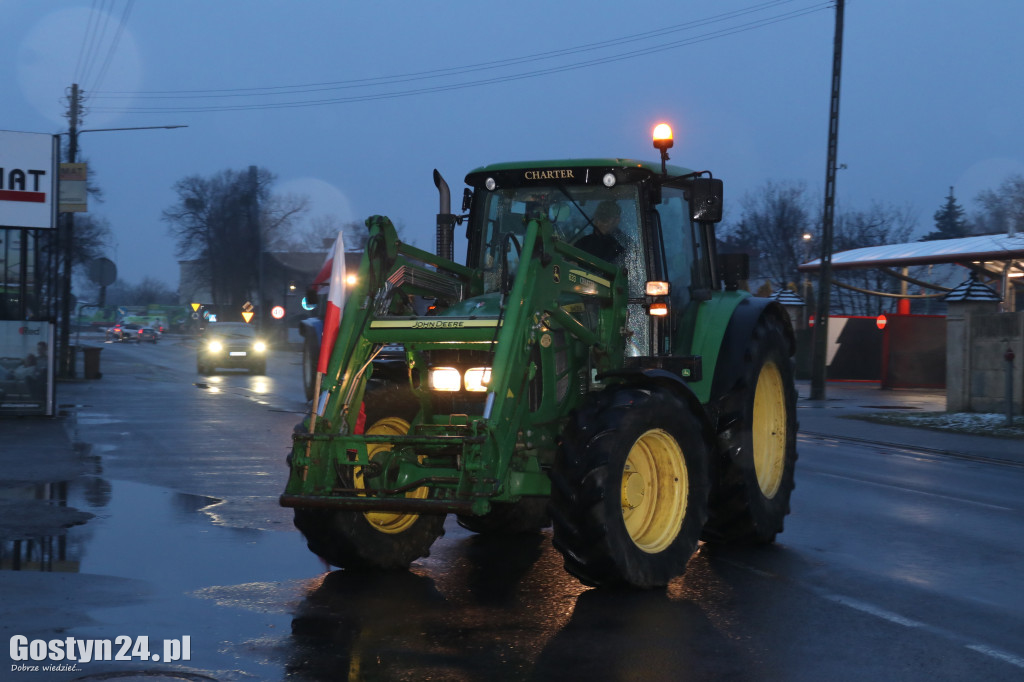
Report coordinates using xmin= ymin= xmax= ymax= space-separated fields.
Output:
xmin=56 ymin=102 xmax=187 ymax=378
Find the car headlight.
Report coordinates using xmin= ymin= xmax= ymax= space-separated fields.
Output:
xmin=208 ymin=341 xmax=223 ymax=352
xmin=253 ymin=341 xmax=267 ymax=352
xmin=428 ymin=367 xmax=461 ymax=392
xmin=464 ymin=367 xmax=492 ymax=392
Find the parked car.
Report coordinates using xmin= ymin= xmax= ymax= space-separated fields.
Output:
xmin=138 ymin=327 xmax=161 ymax=343
xmin=105 ymin=323 xmax=143 ymax=342
xmin=197 ymin=322 xmax=268 ymax=375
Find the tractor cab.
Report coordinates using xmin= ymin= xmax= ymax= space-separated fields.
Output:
xmin=459 ymin=128 xmax=724 ymax=363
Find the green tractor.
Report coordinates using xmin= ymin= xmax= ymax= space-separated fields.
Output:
xmin=281 ymin=124 xmax=798 ymax=588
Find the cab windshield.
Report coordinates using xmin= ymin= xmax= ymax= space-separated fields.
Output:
xmin=472 ymin=184 xmax=645 ymax=295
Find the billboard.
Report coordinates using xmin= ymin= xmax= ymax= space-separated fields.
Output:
xmin=0 ymin=130 xmax=58 ymax=229
xmin=0 ymin=320 xmax=54 ymax=415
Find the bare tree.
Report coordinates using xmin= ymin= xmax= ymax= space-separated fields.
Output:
xmin=105 ymin=277 xmax=177 ymax=306
xmin=163 ymin=167 xmax=307 ymax=307
xmin=829 ymin=203 xmax=917 ymax=315
xmin=71 ymin=214 xmax=113 ymax=270
xmin=719 ymin=181 xmax=813 ymax=291
xmin=284 ymin=214 xmax=408 ymax=253
xmin=973 ymin=174 xmax=1024 ymax=235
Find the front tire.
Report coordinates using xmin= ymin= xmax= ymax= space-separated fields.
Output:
xmin=550 ymin=386 xmax=710 ymax=588
xmin=292 ymin=382 xmax=445 ymax=569
xmin=704 ymin=314 xmax=798 ymax=544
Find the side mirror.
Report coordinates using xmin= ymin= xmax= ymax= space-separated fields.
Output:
xmin=304 ymin=287 xmax=319 ymax=309
xmin=462 ymin=188 xmax=473 ymax=213
xmin=689 ymin=178 xmax=724 ymax=223
xmin=718 ymin=252 xmax=749 ymax=291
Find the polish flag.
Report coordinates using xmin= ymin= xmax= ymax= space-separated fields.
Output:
xmin=316 ymin=232 xmax=346 ymax=374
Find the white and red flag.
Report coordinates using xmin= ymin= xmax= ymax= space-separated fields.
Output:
xmin=317 ymin=231 xmax=346 ymax=375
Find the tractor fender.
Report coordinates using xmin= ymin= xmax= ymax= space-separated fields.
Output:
xmin=600 ymin=367 xmax=716 ymax=446
xmin=709 ymin=298 xmax=795 ymax=405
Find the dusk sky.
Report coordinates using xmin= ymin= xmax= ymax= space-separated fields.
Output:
xmin=5 ymin=0 xmax=1023 ymax=289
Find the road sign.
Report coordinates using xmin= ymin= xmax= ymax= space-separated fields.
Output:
xmin=242 ymin=301 xmax=254 ymax=313
xmin=270 ymin=305 xmax=285 ymax=320
xmin=88 ymin=257 xmax=116 ymax=286
xmin=242 ymin=311 xmax=254 ymax=323
xmin=0 ymin=131 xmax=57 ymax=229
xmin=191 ymin=302 xmax=201 ymax=312
xmin=59 ymin=163 xmax=88 ymax=213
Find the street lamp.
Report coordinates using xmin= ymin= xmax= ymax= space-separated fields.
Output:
xmin=801 ymin=232 xmax=814 ymax=327
xmin=56 ymin=122 xmax=187 ymax=378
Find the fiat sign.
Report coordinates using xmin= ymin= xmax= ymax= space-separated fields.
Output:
xmin=0 ymin=130 xmax=58 ymax=229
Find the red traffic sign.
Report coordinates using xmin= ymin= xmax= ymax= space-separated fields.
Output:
xmin=270 ymin=305 xmax=286 ymax=320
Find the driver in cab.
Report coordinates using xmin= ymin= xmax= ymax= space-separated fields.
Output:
xmin=574 ymin=200 xmax=624 ymax=263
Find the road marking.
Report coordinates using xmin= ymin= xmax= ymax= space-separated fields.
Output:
xmin=723 ymin=556 xmax=1024 ymax=673
xmin=965 ymin=644 xmax=1024 ymax=670
xmin=811 ymin=471 xmax=1013 ymax=511
xmin=819 ymin=593 xmax=925 ymax=628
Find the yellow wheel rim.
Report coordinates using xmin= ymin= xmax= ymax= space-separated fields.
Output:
xmin=620 ymin=428 xmax=688 ymax=554
xmin=752 ymin=362 xmax=787 ymax=499
xmin=356 ymin=417 xmax=427 ymax=534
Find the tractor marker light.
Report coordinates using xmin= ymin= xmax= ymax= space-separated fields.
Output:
xmin=208 ymin=341 xmax=223 ymax=353
xmin=428 ymin=367 xmax=461 ymax=391
xmin=464 ymin=367 xmax=492 ymax=392
xmin=346 ymin=274 xmax=358 ymax=286
xmin=645 ymin=281 xmax=670 ymax=296
xmin=602 ymin=173 xmax=616 ymax=188
xmin=649 ymin=302 xmax=669 ymax=316
xmin=253 ymin=341 xmax=267 ymax=352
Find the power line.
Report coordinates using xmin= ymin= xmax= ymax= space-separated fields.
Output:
xmin=72 ymin=0 xmax=102 ymax=85
xmin=91 ymin=0 xmax=806 ymax=99
xmin=89 ymin=0 xmax=136 ymax=94
xmin=78 ymin=0 xmax=115 ymax=90
xmin=90 ymin=1 xmax=830 ymax=114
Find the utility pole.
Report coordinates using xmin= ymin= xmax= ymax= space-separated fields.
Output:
xmin=810 ymin=0 xmax=845 ymax=401
xmin=250 ymin=165 xmax=262 ymax=331
xmin=59 ymin=83 xmax=83 ymax=379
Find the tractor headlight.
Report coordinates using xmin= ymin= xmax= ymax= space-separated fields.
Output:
xmin=253 ymin=341 xmax=267 ymax=352
xmin=208 ymin=340 xmax=223 ymax=353
xmin=428 ymin=367 xmax=461 ymax=392
xmin=464 ymin=367 xmax=492 ymax=392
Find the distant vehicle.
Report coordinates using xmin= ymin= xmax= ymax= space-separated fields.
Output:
xmin=138 ymin=327 xmax=161 ymax=343
xmin=105 ymin=323 xmax=142 ymax=342
xmin=197 ymin=322 xmax=268 ymax=375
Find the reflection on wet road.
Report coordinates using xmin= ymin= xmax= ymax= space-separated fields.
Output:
xmin=4 ymin=337 xmax=1022 ymax=680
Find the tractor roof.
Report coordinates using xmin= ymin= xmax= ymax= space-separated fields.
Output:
xmin=465 ymin=158 xmax=695 ymax=188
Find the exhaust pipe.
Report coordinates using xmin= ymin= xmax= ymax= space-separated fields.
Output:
xmin=433 ymin=169 xmax=455 ymax=261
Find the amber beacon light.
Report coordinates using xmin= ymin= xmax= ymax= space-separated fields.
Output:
xmin=652 ymin=123 xmax=674 ymax=150
xmin=652 ymin=123 xmax=674 ymax=173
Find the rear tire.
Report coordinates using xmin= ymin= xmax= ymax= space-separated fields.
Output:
xmin=550 ymin=386 xmax=710 ymax=588
xmin=704 ymin=314 xmax=798 ymax=544
xmin=292 ymin=381 xmax=445 ymax=569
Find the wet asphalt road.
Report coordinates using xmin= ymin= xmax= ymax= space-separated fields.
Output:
xmin=8 ymin=333 xmax=1024 ymax=681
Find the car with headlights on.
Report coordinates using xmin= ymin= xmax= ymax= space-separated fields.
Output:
xmin=197 ymin=322 xmax=268 ymax=375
